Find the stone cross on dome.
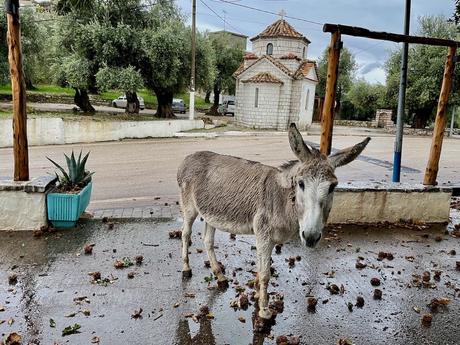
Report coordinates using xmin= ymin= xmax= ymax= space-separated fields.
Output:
xmin=278 ymin=9 xmax=286 ymax=19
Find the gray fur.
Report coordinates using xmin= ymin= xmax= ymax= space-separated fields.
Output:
xmin=177 ymin=124 xmax=370 ymax=319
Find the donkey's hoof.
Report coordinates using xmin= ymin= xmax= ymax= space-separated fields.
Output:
xmin=258 ymin=308 xmax=273 ymax=320
xmin=182 ymin=269 xmax=192 ymax=279
xmin=217 ymin=278 xmax=229 ymax=289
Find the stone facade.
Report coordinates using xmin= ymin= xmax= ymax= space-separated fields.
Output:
xmin=375 ymin=109 xmax=394 ymax=128
xmin=234 ymin=19 xmax=317 ymax=130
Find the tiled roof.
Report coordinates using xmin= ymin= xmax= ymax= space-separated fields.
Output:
xmin=265 ymin=55 xmax=293 ymax=77
xmin=244 ymin=52 xmax=258 ymax=60
xmin=233 ymin=62 xmax=245 ymax=77
xmin=280 ymin=53 xmax=302 ymax=61
xmin=293 ymin=60 xmax=318 ymax=81
xmin=251 ymin=19 xmax=310 ymax=44
xmin=242 ymin=72 xmax=283 ymax=84
xmin=233 ymin=55 xmax=293 ymax=78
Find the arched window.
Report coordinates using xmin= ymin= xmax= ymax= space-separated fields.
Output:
xmin=302 ymin=47 xmax=306 ymax=58
xmin=266 ymin=43 xmax=273 ymax=55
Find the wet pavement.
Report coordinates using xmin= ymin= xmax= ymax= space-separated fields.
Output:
xmin=0 ymin=215 xmax=459 ymax=345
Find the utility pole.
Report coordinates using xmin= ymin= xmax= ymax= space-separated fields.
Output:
xmin=6 ymin=0 xmax=29 ymax=181
xmin=449 ymin=107 xmax=456 ymax=137
xmin=392 ymin=0 xmax=411 ymax=182
xmin=189 ymin=0 xmax=196 ymax=120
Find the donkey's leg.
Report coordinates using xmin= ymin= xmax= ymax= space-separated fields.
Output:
xmin=255 ymin=235 xmax=274 ymax=319
xmin=181 ymin=206 xmax=198 ymax=278
xmin=204 ymin=222 xmax=228 ymax=286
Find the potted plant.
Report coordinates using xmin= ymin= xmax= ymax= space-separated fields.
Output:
xmin=46 ymin=151 xmax=94 ymax=229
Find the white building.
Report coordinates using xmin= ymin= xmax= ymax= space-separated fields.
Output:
xmin=234 ymin=19 xmax=318 ymax=130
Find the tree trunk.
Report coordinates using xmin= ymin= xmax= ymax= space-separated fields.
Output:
xmin=334 ymin=88 xmax=342 ymax=120
xmin=74 ymin=88 xmax=95 ymax=113
xmin=412 ymin=112 xmax=429 ymax=129
xmin=126 ymin=91 xmax=140 ymax=114
xmin=154 ymin=88 xmax=175 ymax=118
xmin=204 ymin=90 xmax=211 ymax=103
xmin=206 ymin=84 xmax=221 ymax=116
xmin=24 ymin=74 xmax=35 ymax=90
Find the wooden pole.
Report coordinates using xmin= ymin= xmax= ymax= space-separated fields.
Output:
xmin=320 ymin=31 xmax=341 ymax=155
xmin=6 ymin=0 xmax=29 ymax=181
xmin=423 ymin=46 xmax=457 ymax=185
xmin=323 ymin=23 xmax=459 ymax=48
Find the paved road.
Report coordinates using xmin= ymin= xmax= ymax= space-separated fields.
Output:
xmin=0 ymin=133 xmax=459 ymax=210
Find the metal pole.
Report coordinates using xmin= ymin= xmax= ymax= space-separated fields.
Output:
xmin=392 ymin=0 xmax=411 ymax=182
xmin=189 ymin=0 xmax=196 ymax=120
xmin=449 ymin=107 xmax=456 ymax=137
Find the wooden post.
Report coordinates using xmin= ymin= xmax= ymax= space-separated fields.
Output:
xmin=320 ymin=31 xmax=341 ymax=155
xmin=423 ymin=46 xmax=457 ymax=185
xmin=6 ymin=0 xmax=29 ymax=181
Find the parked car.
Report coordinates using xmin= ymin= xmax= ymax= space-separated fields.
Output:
xmin=219 ymin=100 xmax=235 ymax=116
xmin=112 ymin=95 xmax=145 ymax=110
xmin=172 ymin=98 xmax=186 ymax=113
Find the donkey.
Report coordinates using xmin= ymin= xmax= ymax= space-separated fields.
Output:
xmin=177 ymin=123 xmax=370 ymax=320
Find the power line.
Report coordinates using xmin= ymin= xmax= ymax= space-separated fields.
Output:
xmin=214 ymin=0 xmax=323 ymax=26
xmin=199 ymin=0 xmax=246 ymax=35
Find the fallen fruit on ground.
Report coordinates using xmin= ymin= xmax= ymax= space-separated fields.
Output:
xmin=5 ymin=332 xmax=21 ymax=345
xmin=356 ymin=296 xmax=364 ymax=308
xmin=88 ymin=271 xmax=101 ymax=282
xmin=373 ymin=289 xmax=382 ymax=300
xmin=84 ymin=243 xmax=95 ymax=254
xmin=307 ymin=297 xmax=317 ymax=312
xmin=421 ymin=313 xmax=432 ymax=327
xmin=327 ymin=283 xmax=340 ymax=294
xmin=8 ymin=273 xmax=18 ymax=285
xmin=169 ymin=230 xmax=182 ymax=239
xmin=370 ymin=278 xmax=380 ymax=286
xmin=135 ymin=255 xmax=144 ymax=265
xmin=427 ymin=297 xmax=451 ymax=312
xmin=131 ymin=308 xmax=143 ymax=319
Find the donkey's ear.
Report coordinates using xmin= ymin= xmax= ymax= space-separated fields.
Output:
xmin=329 ymin=137 xmax=371 ymax=169
xmin=288 ymin=123 xmax=312 ymax=162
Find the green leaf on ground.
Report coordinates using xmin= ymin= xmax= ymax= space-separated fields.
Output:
xmin=49 ymin=318 xmax=56 ymax=328
xmin=62 ymin=323 xmax=81 ymax=336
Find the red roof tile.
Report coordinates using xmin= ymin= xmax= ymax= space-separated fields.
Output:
xmin=251 ymin=19 xmax=310 ymax=43
xmin=280 ymin=53 xmax=302 ymax=61
xmin=242 ymin=72 xmax=283 ymax=84
xmin=293 ymin=60 xmax=318 ymax=81
xmin=244 ymin=52 xmax=258 ymax=60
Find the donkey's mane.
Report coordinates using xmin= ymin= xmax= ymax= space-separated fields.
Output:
xmin=279 ymin=160 xmax=298 ymax=170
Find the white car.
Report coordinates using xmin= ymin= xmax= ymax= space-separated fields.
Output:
xmin=112 ymin=95 xmax=145 ymax=110
xmin=218 ymin=100 xmax=235 ymax=116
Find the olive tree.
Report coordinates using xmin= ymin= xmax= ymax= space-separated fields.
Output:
xmin=385 ymin=16 xmax=459 ymax=128
xmin=317 ymin=47 xmax=357 ymax=119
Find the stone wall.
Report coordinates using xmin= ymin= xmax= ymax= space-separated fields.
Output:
xmin=252 ymin=37 xmax=308 ymax=59
xmin=375 ymin=109 xmax=394 ymax=128
xmin=0 ymin=118 xmax=204 ymax=148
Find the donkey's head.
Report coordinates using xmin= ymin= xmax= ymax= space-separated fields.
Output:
xmin=288 ymin=123 xmax=370 ymax=248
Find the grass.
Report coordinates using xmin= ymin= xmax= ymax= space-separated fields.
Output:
xmin=0 ymin=110 xmax=161 ymax=122
xmin=0 ymin=84 xmax=211 ymax=110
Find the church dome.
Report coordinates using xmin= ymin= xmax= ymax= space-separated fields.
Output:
xmin=250 ymin=19 xmax=310 ymax=44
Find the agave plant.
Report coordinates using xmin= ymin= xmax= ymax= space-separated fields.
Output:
xmin=47 ymin=151 xmax=94 ymax=192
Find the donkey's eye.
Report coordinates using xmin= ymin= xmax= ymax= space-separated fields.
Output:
xmin=328 ymin=183 xmax=337 ymax=194
xmin=298 ymin=180 xmax=305 ymax=191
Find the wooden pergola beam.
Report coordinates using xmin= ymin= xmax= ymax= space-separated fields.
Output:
xmin=320 ymin=31 xmax=341 ymax=155
xmin=423 ymin=46 xmax=457 ymax=185
xmin=323 ymin=23 xmax=460 ymax=48
xmin=6 ymin=0 xmax=29 ymax=181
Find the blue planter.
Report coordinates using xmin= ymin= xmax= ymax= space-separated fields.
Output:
xmin=47 ymin=182 xmax=92 ymax=229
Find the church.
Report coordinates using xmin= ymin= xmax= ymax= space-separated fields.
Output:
xmin=234 ymin=19 xmax=318 ymax=130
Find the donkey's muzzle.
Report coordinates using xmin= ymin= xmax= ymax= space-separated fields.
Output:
xmin=304 ymin=232 xmax=322 ymax=248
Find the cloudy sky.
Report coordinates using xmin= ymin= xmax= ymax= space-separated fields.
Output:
xmin=177 ymin=0 xmax=456 ymax=84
